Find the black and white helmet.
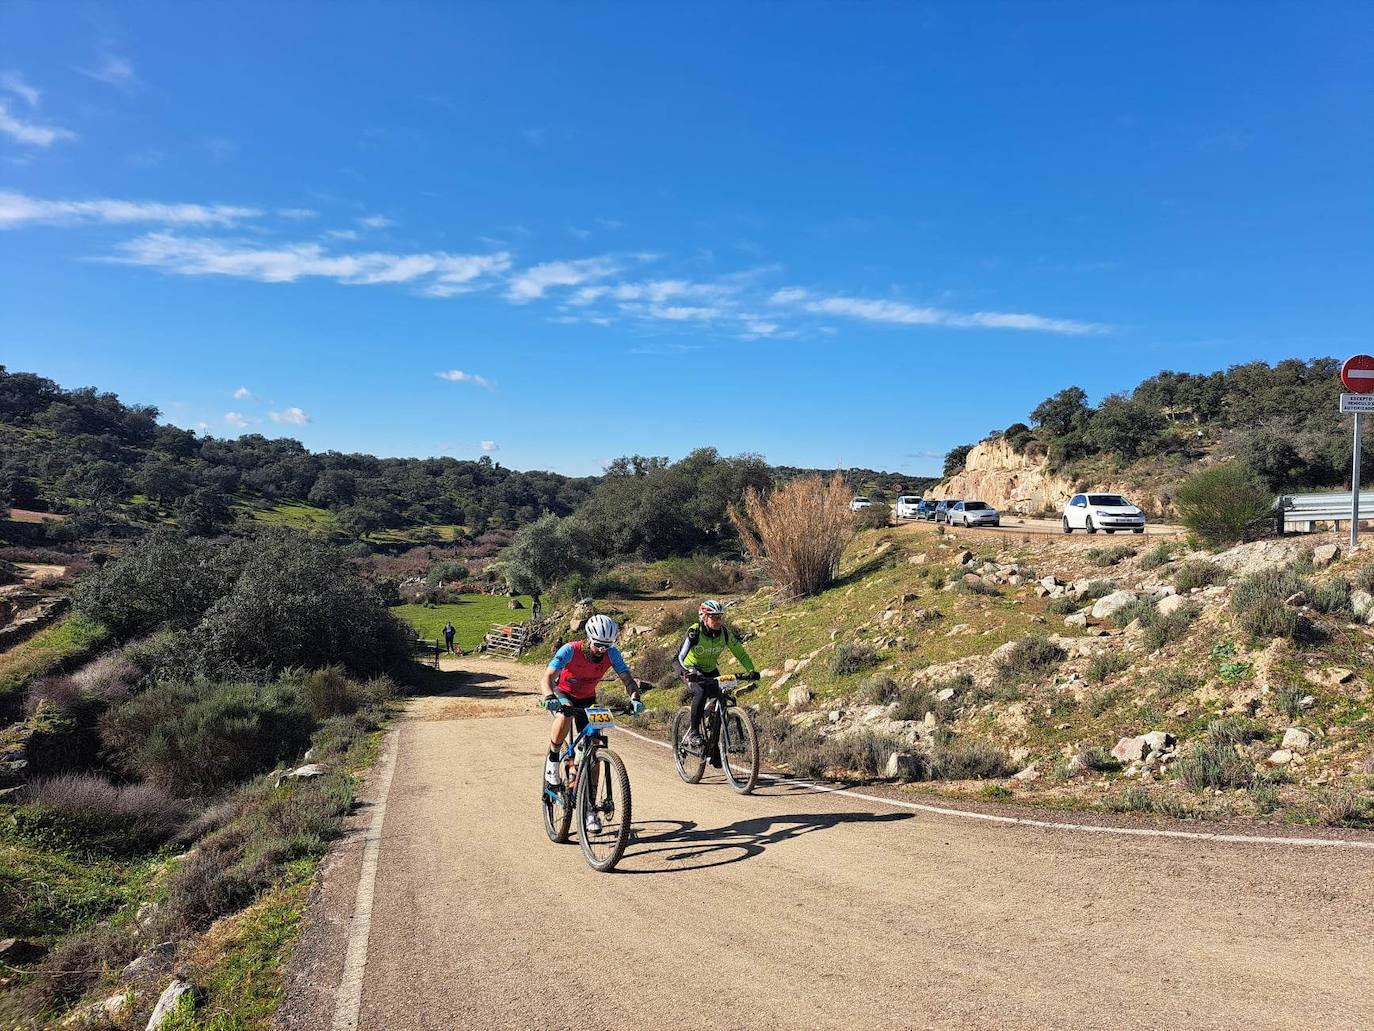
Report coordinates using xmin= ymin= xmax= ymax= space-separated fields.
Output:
xmin=698 ymin=599 xmax=725 ymax=618
xmin=584 ymin=614 xmax=620 ymax=646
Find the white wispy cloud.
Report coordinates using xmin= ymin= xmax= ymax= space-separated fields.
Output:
xmin=269 ymin=406 xmax=310 ymax=425
xmin=279 ymin=208 xmax=317 ymax=220
xmin=224 ymin=411 xmax=252 ymax=428
xmin=110 ymin=233 xmax=512 ymax=296
xmin=232 ymin=386 xmax=254 ymax=400
xmin=0 ymin=71 xmax=40 ymax=107
xmin=435 ymin=370 xmax=494 ymax=390
xmin=80 ymin=54 xmax=137 ymax=89
xmin=357 ymin=214 xmax=393 ymax=230
xmin=0 ymin=101 xmax=76 ymax=147
xmin=0 ymin=192 xmax=258 ymax=228
xmin=506 ymin=256 xmax=619 ymax=302
xmin=480 ymin=440 xmax=499 ymax=452
xmin=769 ymin=288 xmax=1109 ymax=336
xmin=323 ymin=229 xmax=359 ymax=241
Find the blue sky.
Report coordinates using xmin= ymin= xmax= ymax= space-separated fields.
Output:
xmin=2 ymin=2 xmax=1370 ymax=477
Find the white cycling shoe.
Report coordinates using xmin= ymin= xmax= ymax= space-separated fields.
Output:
xmin=584 ymin=813 xmax=603 ymax=834
xmin=544 ymin=759 xmax=560 ymax=787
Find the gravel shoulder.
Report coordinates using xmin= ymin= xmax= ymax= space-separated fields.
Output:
xmin=280 ymin=658 xmax=1374 ymax=1031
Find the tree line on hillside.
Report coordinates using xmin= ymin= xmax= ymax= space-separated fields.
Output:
xmin=0 ymin=365 xmax=597 ymax=539
xmin=942 ymin=358 xmax=1371 ymax=493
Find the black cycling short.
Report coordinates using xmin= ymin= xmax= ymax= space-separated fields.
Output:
xmin=554 ymin=694 xmax=596 ymax=734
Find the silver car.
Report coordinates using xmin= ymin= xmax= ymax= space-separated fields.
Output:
xmin=947 ymin=500 xmax=1000 ymax=527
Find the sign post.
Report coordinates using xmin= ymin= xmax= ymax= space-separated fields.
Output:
xmin=1339 ymin=355 xmax=1374 ymax=547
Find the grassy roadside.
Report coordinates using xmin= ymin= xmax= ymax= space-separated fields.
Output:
xmin=0 ymin=612 xmax=108 ymax=709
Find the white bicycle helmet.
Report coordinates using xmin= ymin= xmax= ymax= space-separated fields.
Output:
xmin=584 ymin=614 xmax=620 ymax=646
xmin=699 ymin=599 xmax=725 ymax=618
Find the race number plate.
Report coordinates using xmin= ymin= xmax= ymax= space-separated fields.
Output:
xmin=585 ymin=707 xmax=615 ymax=725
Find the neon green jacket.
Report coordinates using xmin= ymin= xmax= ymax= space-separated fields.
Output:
xmin=674 ymin=621 xmax=755 ymax=677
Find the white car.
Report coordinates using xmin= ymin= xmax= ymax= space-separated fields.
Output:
xmin=1062 ymin=492 xmax=1146 ymax=534
xmin=850 ymin=495 xmax=874 ymax=512
xmin=947 ymin=500 xmax=1000 ymax=527
xmin=894 ymin=495 xmax=922 ymax=519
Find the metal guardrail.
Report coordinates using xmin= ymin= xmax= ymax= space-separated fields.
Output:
xmin=1275 ymin=491 xmax=1374 ymax=534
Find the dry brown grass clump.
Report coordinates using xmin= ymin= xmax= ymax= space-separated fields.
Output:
xmin=730 ymin=473 xmax=854 ymax=599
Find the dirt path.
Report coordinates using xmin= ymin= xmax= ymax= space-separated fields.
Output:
xmin=281 ymin=658 xmax=1374 ymax=1031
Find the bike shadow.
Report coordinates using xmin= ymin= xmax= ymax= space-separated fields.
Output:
xmin=613 ymin=809 xmax=913 ymax=875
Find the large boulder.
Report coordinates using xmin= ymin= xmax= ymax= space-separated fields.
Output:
xmin=1311 ymin=543 xmax=1341 ymax=568
xmin=1111 ymin=735 xmax=1149 ymax=763
xmin=883 ymin=751 xmax=926 ymax=781
xmin=1281 ymin=727 xmax=1313 ymax=751
xmin=787 ymin=684 xmax=813 ymax=709
xmin=1156 ymin=594 xmax=1189 ymax=617
xmin=147 ymin=980 xmax=196 ymax=1030
xmin=1091 ymin=591 xmax=1139 ymax=621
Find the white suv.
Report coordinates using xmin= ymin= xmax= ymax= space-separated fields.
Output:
xmin=1062 ymin=493 xmax=1146 ymax=534
xmin=894 ymin=495 xmax=922 ymax=519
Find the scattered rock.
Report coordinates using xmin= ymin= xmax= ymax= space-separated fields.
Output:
xmin=1281 ymin=727 xmax=1313 ymax=751
xmin=1298 ymin=694 xmax=1317 ymax=711
xmin=935 ymin=687 xmax=957 ymax=701
xmin=1156 ymin=594 xmax=1189 ymax=617
xmin=147 ymin=980 xmax=196 ymax=1030
xmin=62 ymin=993 xmax=132 ymax=1027
xmin=1140 ymin=730 xmax=1176 ymax=753
xmin=1284 ymin=591 xmax=1308 ymax=608
xmin=1305 ymin=667 xmax=1355 ymax=688
xmin=1091 ymin=591 xmax=1139 ymax=621
xmin=123 ymin=941 xmax=176 ymax=980
xmin=908 ymin=553 xmax=929 ymax=566
xmin=827 ymin=710 xmax=842 ymax=723
xmin=507 ymin=598 xmax=524 ymax=609
xmin=787 ymin=684 xmax=813 ymax=709
xmin=1351 ymin=590 xmax=1374 ymax=619
xmin=1011 ymin=765 xmax=1040 ymax=782
xmin=275 ymin=763 xmax=324 ymax=786
xmin=883 ymin=751 xmax=925 ymax=781
xmin=1040 ymin=575 xmax=1061 ymax=591
xmin=1111 ymin=736 xmax=1149 ymax=763
xmin=1311 ymin=543 xmax=1341 ymax=567
xmin=1266 ymin=749 xmax=1294 ymax=766
xmin=956 ymin=550 xmax=974 ymax=565
xmin=1064 ymin=612 xmax=1088 ymax=628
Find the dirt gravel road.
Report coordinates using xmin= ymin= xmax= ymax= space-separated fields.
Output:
xmin=281 ymin=659 xmax=1373 ymax=1031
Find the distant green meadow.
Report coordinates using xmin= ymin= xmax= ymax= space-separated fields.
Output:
xmin=395 ymin=595 xmax=534 ymax=652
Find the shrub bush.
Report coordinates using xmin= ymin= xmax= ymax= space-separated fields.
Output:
xmin=995 ymin=635 xmax=1065 ymax=681
xmin=821 ymin=730 xmax=906 ymax=777
xmin=1075 ymin=744 xmax=1120 ymax=772
xmin=1354 ymin=563 xmax=1374 ymax=594
xmin=1080 ymin=580 xmax=1115 ymax=602
xmin=1173 ymin=560 xmax=1225 ymax=592
xmin=1205 ymin=715 xmax=1268 ymax=746
xmin=1310 ymin=578 xmax=1353 ymax=616
xmin=930 ymin=741 xmax=1013 ymax=780
xmin=829 ymin=643 xmax=880 ymax=676
xmin=731 ymin=473 xmax=854 ymax=599
xmin=632 ymin=641 xmax=676 ymax=686
xmin=1231 ymin=567 xmax=1316 ymax=642
xmin=69 ymin=650 xmax=140 ymax=703
xmin=1139 ymin=542 xmax=1176 ymax=571
xmin=956 ymin=577 xmax=1000 ymax=596
xmin=653 ymin=601 xmax=698 ymax=636
xmin=100 ymin=679 xmax=316 ymax=796
xmin=853 ymin=503 xmax=891 ymax=530
xmin=17 ymin=773 xmax=188 ymax=854
xmin=1175 ymin=463 xmax=1273 ymax=546
xmin=1048 ymin=595 xmax=1081 ymax=615
xmin=1176 ymin=740 xmax=1255 ymax=789
xmin=292 ymin=666 xmax=363 ymax=720
xmin=659 ymin=554 xmax=754 ymax=595
xmin=1085 ymin=652 xmax=1129 ymax=683
xmin=859 ymin=674 xmax=902 ymax=704
xmin=1085 ymin=545 xmax=1137 ymax=567
xmin=1275 ymin=684 xmax=1305 ymax=721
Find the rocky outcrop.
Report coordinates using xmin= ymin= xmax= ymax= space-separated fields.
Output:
xmin=933 ymin=436 xmax=1174 ymax=516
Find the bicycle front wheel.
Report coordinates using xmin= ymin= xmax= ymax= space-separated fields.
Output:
xmin=671 ymin=708 xmax=706 ymax=784
xmin=720 ymin=708 xmax=760 ymax=794
xmin=577 ymin=747 xmax=632 ymax=872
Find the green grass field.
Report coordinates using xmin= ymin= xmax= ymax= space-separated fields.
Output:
xmin=394 ymin=594 xmax=534 ymax=652
xmin=0 ymin=613 xmax=109 ymax=708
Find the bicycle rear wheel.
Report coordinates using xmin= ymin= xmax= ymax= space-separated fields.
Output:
xmin=577 ymin=747 xmax=632 ymax=872
xmin=720 ymin=708 xmax=760 ymax=794
xmin=671 ymin=708 xmax=706 ymax=784
xmin=541 ymin=767 xmax=572 ymax=843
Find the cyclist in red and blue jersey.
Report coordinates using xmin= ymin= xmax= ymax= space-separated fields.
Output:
xmin=540 ymin=614 xmax=644 ymax=791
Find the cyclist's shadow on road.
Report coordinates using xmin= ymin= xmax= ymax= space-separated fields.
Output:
xmin=614 ymin=810 xmax=913 ymax=875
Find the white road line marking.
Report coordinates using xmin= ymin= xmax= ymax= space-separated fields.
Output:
xmin=615 ymin=725 xmax=1374 ymax=852
xmin=331 ymin=727 xmax=401 ymax=1031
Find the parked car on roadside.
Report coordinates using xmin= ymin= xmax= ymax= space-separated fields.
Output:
xmin=947 ymin=500 xmax=1001 ymax=527
xmin=933 ymin=499 xmax=961 ymax=523
xmin=917 ymin=499 xmax=938 ymax=520
xmin=850 ymin=496 xmax=873 ymax=512
xmin=1062 ymin=493 xmax=1146 ymax=534
xmin=894 ymin=495 xmax=922 ymax=519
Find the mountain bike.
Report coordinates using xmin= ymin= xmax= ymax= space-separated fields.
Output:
xmin=671 ymin=673 xmax=761 ymax=794
xmin=539 ymin=698 xmax=633 ymax=872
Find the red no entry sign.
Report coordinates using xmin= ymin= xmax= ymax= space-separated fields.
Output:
xmin=1341 ymin=354 xmax=1374 ymax=394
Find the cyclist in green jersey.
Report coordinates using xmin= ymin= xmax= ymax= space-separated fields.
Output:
xmin=674 ymin=599 xmax=756 ymax=750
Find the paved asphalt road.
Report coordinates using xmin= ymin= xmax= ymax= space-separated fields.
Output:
xmin=280 ymin=660 xmax=1374 ymax=1031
